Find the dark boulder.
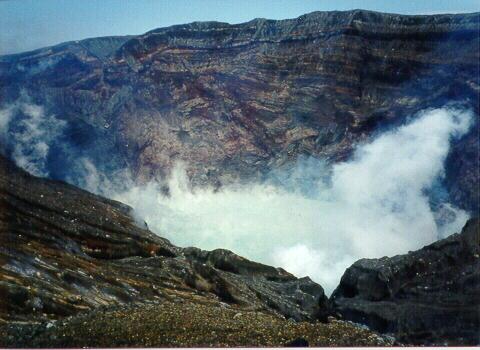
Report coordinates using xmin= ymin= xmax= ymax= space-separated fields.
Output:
xmin=331 ymin=218 xmax=480 ymax=345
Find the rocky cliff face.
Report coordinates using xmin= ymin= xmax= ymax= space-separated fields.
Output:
xmin=0 ymin=10 xmax=478 ymax=212
xmin=331 ymin=218 xmax=480 ymax=345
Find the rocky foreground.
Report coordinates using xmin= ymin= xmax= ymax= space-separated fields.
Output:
xmin=1 ymin=301 xmax=393 ymax=348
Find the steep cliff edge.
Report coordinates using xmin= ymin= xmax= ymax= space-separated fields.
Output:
xmin=331 ymin=218 xmax=480 ymax=345
xmin=0 ymin=10 xmax=478 ymax=212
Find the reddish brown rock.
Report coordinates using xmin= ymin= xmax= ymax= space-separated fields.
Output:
xmin=0 ymin=10 xmax=478 ymax=211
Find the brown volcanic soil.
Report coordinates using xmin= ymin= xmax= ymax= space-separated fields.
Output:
xmin=0 ymin=300 xmax=394 ymax=348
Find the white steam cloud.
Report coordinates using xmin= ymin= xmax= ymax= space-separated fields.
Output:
xmin=0 ymin=99 xmax=66 ymax=177
xmin=67 ymin=157 xmax=133 ymax=195
xmin=0 ymin=100 xmax=472 ymax=294
xmin=113 ymin=107 xmax=473 ymax=294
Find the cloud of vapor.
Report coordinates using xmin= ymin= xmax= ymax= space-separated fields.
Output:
xmin=0 ymin=106 xmax=14 ymax=153
xmin=66 ymin=157 xmax=134 ymax=196
xmin=113 ymin=107 xmax=473 ymax=294
xmin=0 ymin=99 xmax=66 ymax=177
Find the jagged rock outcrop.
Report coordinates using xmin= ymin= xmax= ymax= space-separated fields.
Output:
xmin=0 ymin=10 xmax=478 ymax=212
xmin=331 ymin=218 xmax=480 ymax=345
xmin=0 ymin=155 xmax=328 ymax=324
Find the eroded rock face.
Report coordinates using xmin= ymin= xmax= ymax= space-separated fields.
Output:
xmin=0 ymin=155 xmax=328 ymax=324
xmin=331 ymin=218 xmax=480 ymax=345
xmin=0 ymin=10 xmax=478 ymax=212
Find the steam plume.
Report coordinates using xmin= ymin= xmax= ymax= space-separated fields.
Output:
xmin=113 ymin=107 xmax=473 ymax=294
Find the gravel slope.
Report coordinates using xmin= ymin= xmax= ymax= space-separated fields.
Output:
xmin=1 ymin=300 xmax=394 ymax=347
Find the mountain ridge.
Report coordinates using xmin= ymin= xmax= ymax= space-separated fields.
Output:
xmin=2 ymin=9 xmax=478 ymax=61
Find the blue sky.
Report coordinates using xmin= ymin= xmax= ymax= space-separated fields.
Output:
xmin=1 ymin=0 xmax=479 ymax=55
